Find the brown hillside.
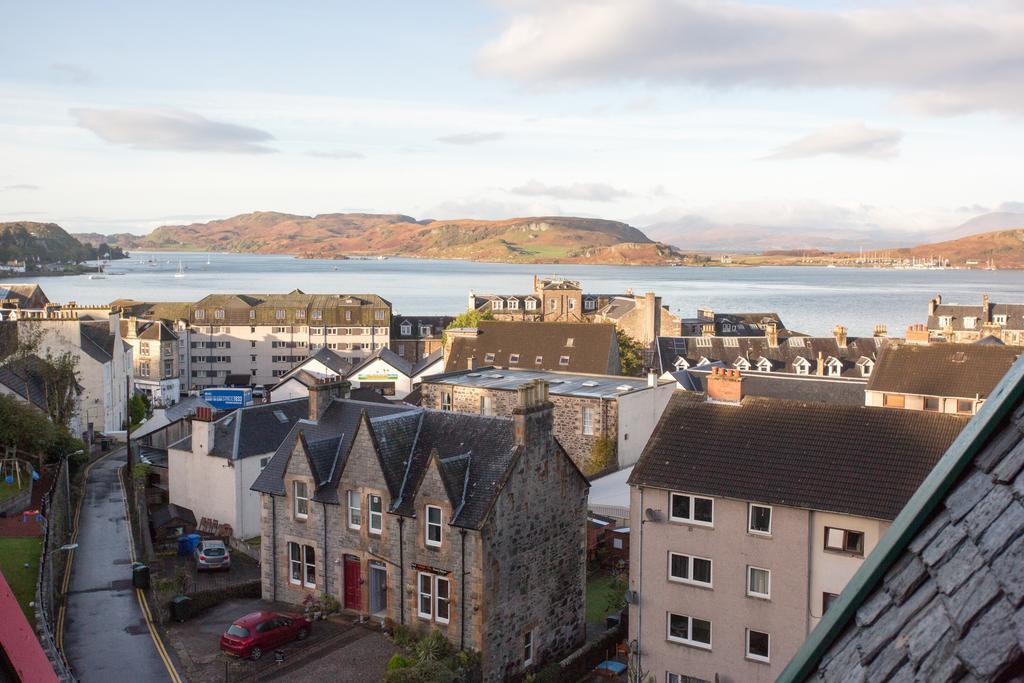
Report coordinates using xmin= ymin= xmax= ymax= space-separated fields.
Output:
xmin=891 ymin=228 xmax=1024 ymax=268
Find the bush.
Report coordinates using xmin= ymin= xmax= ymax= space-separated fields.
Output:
xmin=414 ymin=629 xmax=454 ymax=663
xmin=381 ymin=660 xmax=457 ymax=683
xmin=588 ymin=437 xmax=617 ymax=476
xmin=392 ymin=624 xmax=417 ymax=650
xmin=164 ymin=580 xmax=260 ymax=621
xmin=387 ymin=654 xmax=413 ymax=671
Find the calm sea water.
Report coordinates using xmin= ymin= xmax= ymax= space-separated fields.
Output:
xmin=18 ymin=252 xmax=1024 ymax=337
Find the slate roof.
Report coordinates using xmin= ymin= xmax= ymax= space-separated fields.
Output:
xmin=929 ymin=297 xmax=1024 ymax=333
xmin=446 ymin=320 xmax=619 ymax=375
xmin=0 ymin=283 xmax=49 ymax=307
xmin=681 ymin=367 xmax=868 ymax=406
xmin=392 ymin=315 xmax=454 ymax=340
xmin=629 ymin=392 xmax=968 ymax=520
xmin=411 ymin=348 xmax=443 ymax=376
xmin=783 ymin=355 xmax=1024 ymax=682
xmin=132 ymin=396 xmax=215 ymax=441
xmin=867 ymin=342 xmax=1019 ymax=400
xmin=169 ymin=398 xmax=309 ymax=459
xmin=427 ymin=366 xmax=664 ymax=400
xmin=0 ymin=355 xmax=53 ymax=411
xmin=349 ymin=387 xmax=394 ymax=404
xmin=120 ymin=319 xmax=177 ymax=341
xmin=150 ymin=503 xmax=197 ymax=528
xmin=656 ymin=333 xmax=885 ymax=376
xmin=307 ymin=347 xmax=352 ymax=375
xmin=79 ymin=321 xmax=116 ymax=362
xmin=349 ymin=346 xmax=414 ymax=377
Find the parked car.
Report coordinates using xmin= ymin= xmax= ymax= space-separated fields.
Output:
xmin=220 ymin=611 xmax=311 ymax=660
xmin=193 ymin=539 xmax=231 ymax=571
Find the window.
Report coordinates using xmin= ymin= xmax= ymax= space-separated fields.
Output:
xmin=666 ymin=613 xmax=711 ymax=649
xmin=585 ymin=299 xmax=596 ymax=310
xmin=823 ymin=592 xmax=840 ymax=613
xmin=492 ymin=299 xmax=504 ymax=310
xmin=883 ymin=393 xmax=906 ymax=408
xmin=508 ymin=299 xmax=519 ymax=310
xmin=345 ymin=310 xmax=352 ymax=321
xmin=276 ymin=309 xmax=286 ymax=319
xmin=347 ymin=490 xmax=362 ymax=529
xmin=995 ymin=314 xmax=1008 ymax=326
xmin=669 ymin=493 xmax=713 ymax=526
xmin=568 ymin=299 xmax=575 ymax=310
xmin=435 ymin=577 xmax=450 ymax=624
xmin=534 ymin=355 xmax=543 ymax=365
xmin=794 ymin=358 xmax=810 ymax=375
xmin=924 ymin=397 xmax=940 ymax=412
xmin=938 ymin=315 xmax=951 ymax=327
xmin=312 ymin=309 xmax=322 ymax=320
xmin=582 ymin=407 xmax=594 ymax=436
xmin=214 ymin=309 xmax=225 ymax=319
xmin=369 ymin=495 xmax=383 ymax=534
xmin=859 ymin=360 xmax=873 ymax=377
xmin=259 ymin=457 xmax=270 ymax=471
xmin=613 ymin=537 xmax=623 ymax=550
xmin=441 ymin=391 xmax=452 ymax=411
xmin=480 ymin=395 xmax=493 ymax=416
xmin=523 ymin=629 xmax=534 ymax=666
xmin=747 ymin=566 xmax=770 ymax=599
xmin=957 ymin=399 xmax=974 ymax=414
xmin=746 ymin=629 xmax=770 ymax=663
xmin=964 ymin=316 xmax=977 ymax=329
xmin=375 ymin=310 xmax=385 ymax=320
xmin=294 ymin=481 xmax=309 ymax=519
xmin=425 ymin=505 xmax=442 ymax=547
xmin=249 ymin=310 xmax=256 ymax=320
xmin=509 ymin=353 xmax=520 ymax=364
xmin=418 ymin=572 xmax=432 ymax=619
xmin=295 ymin=309 xmax=305 ymax=320
xmin=668 ymin=552 xmax=712 ymax=587
xmin=139 ymin=362 xmax=150 ymax=377
xmin=549 ymin=299 xmax=556 ymax=311
xmin=748 ymin=504 xmax=772 ymax=535
xmin=559 ymin=355 xmax=570 ymax=366
xmin=400 ymin=323 xmax=412 ymax=335
xmin=824 ymin=527 xmax=864 ymax=555
xmin=525 ymin=299 xmax=537 ymax=311
xmin=195 ymin=309 xmax=205 ymax=320
xmin=484 ymin=353 xmax=495 ymax=363
xmin=288 ymin=543 xmax=316 ymax=588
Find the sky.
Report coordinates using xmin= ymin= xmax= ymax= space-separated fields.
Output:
xmin=0 ymin=0 xmax=1022 ymax=238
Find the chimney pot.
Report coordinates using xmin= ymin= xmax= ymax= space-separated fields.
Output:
xmin=707 ymin=367 xmax=743 ymax=403
xmin=512 ymin=379 xmax=553 ymax=446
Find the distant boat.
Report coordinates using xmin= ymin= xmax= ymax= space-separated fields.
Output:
xmin=206 ymin=254 xmax=211 ymax=265
xmin=89 ymin=259 xmax=106 ymax=279
xmin=174 ymin=260 xmax=186 ymax=278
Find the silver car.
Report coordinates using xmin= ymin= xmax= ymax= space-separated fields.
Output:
xmin=194 ymin=539 xmax=232 ymax=572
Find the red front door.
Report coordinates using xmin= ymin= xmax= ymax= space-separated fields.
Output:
xmin=344 ymin=556 xmax=362 ymax=611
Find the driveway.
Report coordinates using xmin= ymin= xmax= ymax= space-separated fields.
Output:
xmin=62 ymin=450 xmax=178 ymax=682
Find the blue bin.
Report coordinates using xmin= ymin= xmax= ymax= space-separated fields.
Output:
xmin=187 ymin=533 xmax=202 ymax=552
xmin=177 ymin=536 xmax=192 ymax=556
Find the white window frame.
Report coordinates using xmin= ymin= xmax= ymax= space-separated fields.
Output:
xmin=417 ymin=572 xmax=433 ymax=619
xmin=425 ymin=505 xmax=443 ymax=547
xmin=441 ymin=391 xmax=452 ymax=411
xmin=794 ymin=358 xmax=810 ymax=375
xmin=525 ymin=299 xmax=537 ymax=311
xmin=294 ymin=481 xmax=309 ymax=519
xmin=964 ymin=316 xmax=977 ymax=329
xmin=666 ymin=612 xmax=712 ymax=650
xmin=347 ymin=490 xmax=362 ymax=529
xmin=668 ymin=492 xmax=714 ymax=526
xmin=400 ymin=322 xmax=412 ymax=336
xmin=288 ymin=542 xmax=302 ymax=585
xmin=369 ymin=494 xmax=383 ymax=534
xmin=435 ymin=576 xmax=450 ymax=624
xmin=747 ymin=566 xmax=771 ymax=600
xmin=748 ymin=504 xmax=772 ymax=535
xmin=745 ymin=629 xmax=770 ymax=663
xmin=994 ymin=314 xmax=1008 ymax=326
xmin=288 ymin=542 xmax=316 ymax=589
xmin=523 ymin=629 xmax=535 ymax=666
xmin=667 ymin=552 xmax=713 ymax=588
xmin=582 ymin=407 xmax=594 ymax=436
xmin=824 ymin=526 xmax=865 ymax=555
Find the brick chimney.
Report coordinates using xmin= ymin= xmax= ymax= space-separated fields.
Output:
xmin=467 ymin=356 xmax=477 ymax=371
xmin=833 ymin=324 xmax=847 ymax=348
xmin=643 ymin=292 xmax=658 ymax=346
xmin=191 ymin=406 xmax=217 ymax=456
xmin=512 ymin=379 xmax=553 ymax=447
xmin=309 ymin=377 xmax=351 ymax=422
xmin=765 ymin=322 xmax=779 ymax=348
xmin=906 ymin=323 xmax=929 ymax=345
xmin=928 ymin=294 xmax=941 ymax=317
xmin=816 ymin=351 xmax=825 ymax=376
xmin=982 ymin=294 xmax=991 ymax=323
xmin=706 ymin=367 xmax=743 ymax=403
xmin=873 ymin=324 xmax=887 ymax=338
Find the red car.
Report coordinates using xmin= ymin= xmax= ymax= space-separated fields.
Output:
xmin=219 ymin=611 xmax=311 ymax=660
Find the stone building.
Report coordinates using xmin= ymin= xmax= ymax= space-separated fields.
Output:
xmin=121 ymin=318 xmax=180 ymax=407
xmin=114 ymin=290 xmax=391 ymax=389
xmin=420 ymin=367 xmax=674 ymax=474
xmin=251 ymin=379 xmax=589 ymax=681
xmin=0 ymin=283 xmax=50 ymax=309
xmin=390 ymin=315 xmax=452 ymax=363
xmin=627 ymin=370 xmax=967 ymax=683
xmin=926 ymin=293 xmax=1024 ymax=345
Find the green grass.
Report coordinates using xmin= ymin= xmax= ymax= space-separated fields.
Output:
xmin=0 ymin=480 xmax=28 ymax=503
xmin=243 ymin=535 xmax=261 ymax=548
xmin=586 ymin=571 xmax=624 ymax=624
xmin=0 ymin=537 xmax=43 ymax=620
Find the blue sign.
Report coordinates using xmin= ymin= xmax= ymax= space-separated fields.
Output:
xmin=201 ymin=388 xmax=252 ymax=410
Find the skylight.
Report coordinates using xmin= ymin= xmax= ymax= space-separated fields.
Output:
xmin=581 ymin=381 xmax=599 ymax=387
xmin=273 ymin=410 xmax=288 ymax=423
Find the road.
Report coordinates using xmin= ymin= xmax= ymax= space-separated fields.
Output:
xmin=62 ymin=450 xmax=176 ymax=682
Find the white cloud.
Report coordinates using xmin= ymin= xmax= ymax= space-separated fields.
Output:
xmin=71 ymin=108 xmax=277 ymax=154
xmin=306 ymin=149 xmax=365 ymax=159
xmin=997 ymin=201 xmax=1024 ymax=213
xmin=509 ymin=179 xmax=631 ymax=202
xmin=764 ymin=122 xmax=902 ymax=160
xmin=479 ymin=0 xmax=1024 ymax=115
xmin=423 ymin=196 xmax=566 ymax=219
xmin=436 ymin=131 xmax=505 ymax=145
xmin=50 ymin=62 xmax=95 ymax=85
xmin=1 ymin=184 xmax=40 ymax=191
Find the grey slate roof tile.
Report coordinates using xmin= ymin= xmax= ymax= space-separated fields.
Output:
xmin=962 ymin=484 xmax=1015 ymax=541
xmin=913 ymin=634 xmax=965 ymax=683
xmin=975 ymin=423 xmax=1024 ymax=473
xmin=909 ymin=510 xmax=952 ymax=555
xmin=885 ymin=554 xmax=929 ymax=605
xmin=941 ymin=568 xmax=1001 ymax=634
xmin=902 ymin=601 xmax=952 ymax=664
xmin=922 ymin=523 xmax=968 ymax=568
xmin=856 ymin=588 xmax=893 ymax=628
xmin=945 ymin=468 xmax=997 ymax=522
xmin=992 ymin=439 xmax=1024 ymax=483
xmin=991 ymin=533 xmax=1024 ymax=606
xmin=955 ymin=598 xmax=1021 ymax=678
xmin=864 ymin=635 xmax=908 ymax=680
xmin=933 ymin=539 xmax=985 ymax=595
xmin=858 ymin=580 xmax=938 ymax=663
xmin=976 ymin=501 xmax=1024 ymax=559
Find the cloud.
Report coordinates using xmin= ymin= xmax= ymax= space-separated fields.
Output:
xmin=1 ymin=184 xmax=40 ymax=191
xmin=436 ymin=131 xmax=505 ymax=145
xmin=509 ymin=179 xmax=631 ymax=202
xmin=70 ymin=108 xmax=277 ymax=154
xmin=424 ymin=197 xmax=566 ymax=220
xmin=479 ymin=0 xmax=1024 ymax=115
xmin=306 ymin=149 xmax=365 ymax=159
xmin=764 ymin=122 xmax=902 ymax=160
xmin=997 ymin=201 xmax=1024 ymax=213
xmin=50 ymin=62 xmax=95 ymax=85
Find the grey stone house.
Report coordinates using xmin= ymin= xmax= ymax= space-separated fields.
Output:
xmin=251 ymin=378 xmax=589 ymax=681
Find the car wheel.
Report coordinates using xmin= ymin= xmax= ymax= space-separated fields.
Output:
xmin=250 ymin=646 xmax=263 ymax=661
xmin=296 ymin=627 xmax=309 ymax=641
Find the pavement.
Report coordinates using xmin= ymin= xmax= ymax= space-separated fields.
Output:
xmin=61 ymin=450 xmax=179 ymax=682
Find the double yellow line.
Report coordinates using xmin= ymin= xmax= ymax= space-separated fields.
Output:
xmin=56 ymin=450 xmax=183 ymax=683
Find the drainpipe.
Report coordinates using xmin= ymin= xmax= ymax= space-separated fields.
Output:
xmin=398 ymin=517 xmax=406 ymax=625
xmin=635 ymin=487 xmax=644 ymax=683
xmin=271 ymin=496 xmax=278 ymax=602
xmin=460 ymin=528 xmax=468 ymax=651
xmin=322 ymin=501 xmax=329 ymax=597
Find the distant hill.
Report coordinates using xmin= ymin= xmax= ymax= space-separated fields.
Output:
xmin=640 ymin=216 xmax=908 ymax=252
xmin=93 ymin=211 xmax=685 ymax=265
xmin=930 ymin=211 xmax=1024 ymax=241
xmin=73 ymin=232 xmax=143 ymax=250
xmin=0 ymin=221 xmax=125 ymax=267
xmin=890 ymin=228 xmax=1024 ymax=268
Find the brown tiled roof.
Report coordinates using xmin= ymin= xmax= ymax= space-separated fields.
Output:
xmin=445 ymin=320 xmax=619 ymax=375
xmin=629 ymin=391 xmax=968 ymax=520
xmin=867 ymin=343 xmax=1019 ymax=399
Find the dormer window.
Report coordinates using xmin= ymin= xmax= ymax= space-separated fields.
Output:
xmin=214 ymin=309 xmax=225 ymax=319
xmin=425 ymin=505 xmax=443 ymax=547
xmin=794 ymin=358 xmax=811 ymax=375
xmin=493 ymin=299 xmax=504 ymax=310
xmin=826 ymin=358 xmax=843 ymax=377
xmin=673 ymin=358 xmax=690 ymax=370
xmin=938 ymin=316 xmax=952 ymax=327
xmin=566 ymin=338 xmax=575 ymax=347
xmin=276 ymin=309 xmax=286 ymax=320
xmin=535 ymin=355 xmax=543 ymax=365
xmin=195 ymin=310 xmax=205 ymax=320
xmin=525 ymin=299 xmax=537 ymax=311
xmin=484 ymin=353 xmax=495 ymax=363
xmin=400 ymin=322 xmax=412 ymax=336
xmin=559 ymin=355 xmax=570 ymax=366
xmin=508 ymin=299 xmax=519 ymax=310
xmin=994 ymin=314 xmax=1008 ymax=326
xmin=734 ymin=358 xmax=750 ymax=371
xmin=584 ymin=299 xmax=596 ymax=310
xmin=858 ymin=359 xmax=874 ymax=377
xmin=756 ymin=358 xmax=772 ymax=372
xmin=419 ymin=325 xmax=431 ymax=336
xmin=964 ymin=317 xmax=977 ymax=329
xmin=312 ymin=309 xmax=323 ymax=320
xmin=296 ymin=309 xmax=306 ymax=319
xmin=509 ymin=353 xmax=520 ymax=364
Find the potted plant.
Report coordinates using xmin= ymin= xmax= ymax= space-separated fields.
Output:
xmin=320 ymin=592 xmax=340 ymax=617
xmin=302 ymin=593 xmax=322 ymax=620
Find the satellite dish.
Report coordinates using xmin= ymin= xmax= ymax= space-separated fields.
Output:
xmin=644 ymin=508 xmax=662 ymax=522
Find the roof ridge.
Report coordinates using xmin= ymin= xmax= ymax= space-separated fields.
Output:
xmin=392 ymin=411 xmax=425 ymax=511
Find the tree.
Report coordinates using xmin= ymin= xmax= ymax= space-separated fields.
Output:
xmin=3 ymin=323 xmax=82 ymax=428
xmin=129 ymin=394 xmax=147 ymax=426
xmin=589 ymin=436 xmax=617 ymax=477
xmin=616 ymin=329 xmax=645 ymax=376
xmin=442 ymin=307 xmax=494 ymax=342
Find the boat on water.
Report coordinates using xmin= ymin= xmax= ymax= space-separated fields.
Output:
xmin=88 ymin=259 xmax=106 ymax=279
xmin=174 ymin=260 xmax=186 ymax=278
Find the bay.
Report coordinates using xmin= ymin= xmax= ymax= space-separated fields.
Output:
xmin=17 ymin=251 xmax=1024 ymax=338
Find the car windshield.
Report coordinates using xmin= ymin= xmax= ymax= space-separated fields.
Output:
xmin=227 ymin=625 xmax=249 ymax=638
xmin=203 ymin=547 xmax=225 ymax=556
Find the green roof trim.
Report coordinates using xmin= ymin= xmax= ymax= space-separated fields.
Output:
xmin=778 ymin=354 xmax=1024 ymax=682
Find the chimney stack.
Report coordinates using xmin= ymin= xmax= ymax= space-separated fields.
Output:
xmin=309 ymin=377 xmax=351 ymax=422
xmin=873 ymin=324 xmax=887 ymax=338
xmin=982 ymin=294 xmax=991 ymax=323
xmin=647 ymin=369 xmax=657 ymax=388
xmin=467 ymin=356 xmax=477 ymax=371
xmin=816 ymin=351 xmax=824 ymax=376
xmin=928 ymin=294 xmax=941 ymax=317
xmin=512 ymin=379 xmax=553 ymax=447
xmin=706 ymin=367 xmax=743 ymax=403
xmin=191 ymin=406 xmax=216 ymax=456
xmin=833 ymin=324 xmax=848 ymax=348
xmin=765 ymin=322 xmax=779 ymax=348
xmin=906 ymin=323 xmax=930 ymax=345
xmin=701 ymin=322 xmax=715 ymax=337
